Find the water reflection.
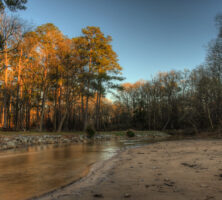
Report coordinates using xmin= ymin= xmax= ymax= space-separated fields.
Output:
xmin=0 ymin=138 xmax=152 ymax=200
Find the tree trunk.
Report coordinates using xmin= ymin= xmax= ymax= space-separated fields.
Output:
xmin=15 ymin=85 xmax=20 ymax=130
xmin=207 ymin=105 xmax=214 ymax=129
xmin=81 ymin=94 xmax=84 ymax=126
xmin=39 ymin=88 xmax=47 ymax=132
xmin=53 ymin=88 xmax=58 ymax=132
xmin=95 ymin=92 xmax=99 ymax=129
xmin=3 ymin=50 xmax=9 ymax=128
xmin=162 ymin=118 xmax=170 ymax=130
xmin=57 ymin=109 xmax=67 ymax=132
xmin=97 ymin=92 xmax=101 ymax=130
xmin=15 ymin=50 xmax=22 ymax=130
xmin=83 ymin=96 xmax=89 ymax=131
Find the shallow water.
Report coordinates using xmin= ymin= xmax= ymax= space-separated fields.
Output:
xmin=0 ymin=138 xmax=152 ymax=200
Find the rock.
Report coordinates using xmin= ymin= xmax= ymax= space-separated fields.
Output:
xmin=21 ymin=137 xmax=28 ymax=143
xmin=124 ymin=193 xmax=131 ymax=198
xmin=205 ymin=196 xmax=215 ymax=200
xmin=164 ymin=179 xmax=175 ymax=186
xmin=164 ymin=182 xmax=174 ymax=187
xmin=181 ymin=162 xmax=197 ymax=168
xmin=0 ymin=134 xmax=116 ymax=151
xmin=7 ymin=141 xmax=17 ymax=149
xmin=200 ymin=184 xmax=208 ymax=188
xmin=3 ymin=137 xmax=10 ymax=142
xmin=93 ymin=193 xmax=103 ymax=198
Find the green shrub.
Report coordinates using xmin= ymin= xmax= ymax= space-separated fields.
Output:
xmin=126 ymin=130 xmax=135 ymax=137
xmin=86 ymin=126 xmax=96 ymax=138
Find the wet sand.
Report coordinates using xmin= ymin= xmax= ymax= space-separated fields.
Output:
xmin=37 ymin=139 xmax=222 ymax=200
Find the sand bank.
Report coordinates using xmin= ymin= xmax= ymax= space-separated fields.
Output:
xmin=37 ymin=139 xmax=222 ymax=200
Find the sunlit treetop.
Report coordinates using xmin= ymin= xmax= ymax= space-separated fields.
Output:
xmin=0 ymin=0 xmax=27 ymax=12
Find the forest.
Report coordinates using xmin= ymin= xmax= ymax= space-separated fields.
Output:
xmin=1 ymin=7 xmax=222 ymax=133
xmin=114 ymin=15 xmax=222 ymax=133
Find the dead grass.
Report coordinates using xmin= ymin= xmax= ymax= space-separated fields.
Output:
xmin=0 ymin=130 xmax=168 ymax=137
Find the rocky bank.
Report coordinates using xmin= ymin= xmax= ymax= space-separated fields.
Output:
xmin=0 ymin=134 xmax=112 ymax=150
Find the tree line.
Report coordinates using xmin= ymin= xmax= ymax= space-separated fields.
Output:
xmin=1 ymin=2 xmax=222 ymax=133
xmin=0 ymin=12 xmax=123 ymax=132
xmin=113 ymin=14 xmax=222 ymax=132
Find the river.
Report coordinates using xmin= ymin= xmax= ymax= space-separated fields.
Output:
xmin=0 ymin=138 xmax=154 ymax=200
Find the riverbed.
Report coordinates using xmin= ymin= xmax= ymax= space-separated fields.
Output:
xmin=0 ymin=138 xmax=156 ymax=200
xmin=38 ymin=139 xmax=222 ymax=200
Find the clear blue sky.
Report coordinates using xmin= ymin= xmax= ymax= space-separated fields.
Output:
xmin=16 ymin=0 xmax=222 ymax=83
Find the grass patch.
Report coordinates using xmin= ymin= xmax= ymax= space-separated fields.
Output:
xmin=0 ymin=131 xmax=85 ymax=136
xmin=98 ymin=130 xmax=169 ymax=137
xmin=0 ymin=130 xmax=169 ymax=137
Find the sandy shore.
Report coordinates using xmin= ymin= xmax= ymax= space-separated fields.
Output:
xmin=37 ymin=139 xmax=222 ymax=200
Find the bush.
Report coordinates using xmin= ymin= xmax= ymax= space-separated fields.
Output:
xmin=126 ymin=130 xmax=135 ymax=138
xmin=86 ymin=126 xmax=96 ymax=138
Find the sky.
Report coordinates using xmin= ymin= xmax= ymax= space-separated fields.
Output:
xmin=15 ymin=0 xmax=222 ymax=83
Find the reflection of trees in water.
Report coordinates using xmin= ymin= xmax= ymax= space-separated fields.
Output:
xmin=0 ymin=141 xmax=129 ymax=200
